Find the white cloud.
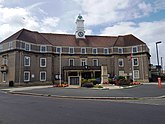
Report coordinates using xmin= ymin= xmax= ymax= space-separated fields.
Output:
xmin=73 ymin=0 xmax=153 ymax=26
xmin=101 ymin=20 xmax=165 ymax=64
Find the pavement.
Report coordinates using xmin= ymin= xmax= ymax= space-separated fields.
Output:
xmin=1 ymin=83 xmax=165 ymax=100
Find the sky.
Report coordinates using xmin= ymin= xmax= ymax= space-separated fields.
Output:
xmin=0 ymin=0 xmax=165 ymax=67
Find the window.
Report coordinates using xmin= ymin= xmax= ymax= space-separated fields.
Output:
xmin=119 ymin=71 xmax=125 ymax=76
xmin=56 ymin=47 xmax=62 ymax=53
xmin=24 ymin=71 xmax=30 ymax=81
xmin=2 ymin=72 xmax=7 ymax=82
xmin=81 ymin=58 xmax=87 ymax=66
xmin=69 ymin=59 xmax=74 ymax=66
xmin=69 ymin=47 xmax=74 ymax=54
xmin=104 ymin=48 xmax=109 ymax=54
xmin=40 ymin=71 xmax=46 ymax=81
xmin=24 ymin=56 xmax=30 ymax=66
xmin=118 ymin=48 xmax=123 ymax=54
xmin=40 ymin=58 xmax=46 ymax=67
xmin=118 ymin=59 xmax=124 ymax=67
xmin=3 ymin=58 xmax=8 ymax=65
xmin=92 ymin=48 xmax=98 ymax=54
xmin=81 ymin=48 xmax=86 ymax=54
xmin=133 ymin=58 xmax=139 ymax=66
xmin=0 ymin=45 xmax=3 ymax=52
xmin=40 ymin=45 xmax=47 ymax=52
xmin=25 ymin=43 xmax=31 ymax=51
xmin=134 ymin=70 xmax=139 ymax=79
xmin=132 ymin=46 xmax=138 ymax=53
xmin=93 ymin=59 xmax=98 ymax=66
xmin=8 ymin=42 xmax=13 ymax=50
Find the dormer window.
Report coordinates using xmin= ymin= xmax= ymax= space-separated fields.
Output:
xmin=56 ymin=47 xmax=62 ymax=53
xmin=40 ymin=45 xmax=47 ymax=52
xmin=92 ymin=48 xmax=98 ymax=54
xmin=69 ymin=47 xmax=74 ymax=54
xmin=81 ymin=48 xmax=86 ymax=54
xmin=132 ymin=46 xmax=138 ymax=53
xmin=8 ymin=42 xmax=13 ymax=50
xmin=25 ymin=43 xmax=31 ymax=51
xmin=118 ymin=48 xmax=123 ymax=54
xmin=104 ymin=48 xmax=109 ymax=54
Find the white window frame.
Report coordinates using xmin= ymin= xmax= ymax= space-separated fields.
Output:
xmin=81 ymin=48 xmax=86 ymax=54
xmin=132 ymin=46 xmax=138 ymax=53
xmin=133 ymin=58 xmax=139 ymax=66
xmin=25 ymin=43 xmax=31 ymax=51
xmin=24 ymin=56 xmax=30 ymax=66
xmin=104 ymin=48 xmax=109 ymax=54
xmin=118 ymin=48 xmax=123 ymax=54
xmin=81 ymin=58 xmax=87 ymax=66
xmin=69 ymin=59 xmax=74 ymax=66
xmin=69 ymin=47 xmax=74 ymax=54
xmin=93 ymin=59 xmax=98 ymax=66
xmin=134 ymin=70 xmax=139 ymax=79
xmin=92 ymin=48 xmax=98 ymax=54
xmin=40 ymin=45 xmax=47 ymax=53
xmin=2 ymin=72 xmax=7 ymax=82
xmin=118 ymin=59 xmax=124 ymax=67
xmin=24 ymin=71 xmax=30 ymax=82
xmin=56 ymin=47 xmax=62 ymax=53
xmin=40 ymin=71 xmax=46 ymax=81
xmin=40 ymin=58 xmax=46 ymax=67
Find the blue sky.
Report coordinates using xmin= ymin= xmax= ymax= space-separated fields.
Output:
xmin=0 ymin=0 xmax=165 ymax=66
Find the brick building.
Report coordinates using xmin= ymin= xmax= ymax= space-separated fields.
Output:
xmin=0 ymin=15 xmax=151 ymax=85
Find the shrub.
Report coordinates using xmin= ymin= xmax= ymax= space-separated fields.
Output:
xmin=82 ymin=82 xmax=94 ymax=88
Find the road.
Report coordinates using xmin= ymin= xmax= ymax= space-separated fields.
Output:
xmin=0 ymin=91 xmax=165 ymax=124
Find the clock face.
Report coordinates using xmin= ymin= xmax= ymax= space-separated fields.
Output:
xmin=78 ymin=31 xmax=84 ymax=37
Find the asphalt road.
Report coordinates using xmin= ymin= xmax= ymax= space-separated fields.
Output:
xmin=0 ymin=91 xmax=165 ymax=124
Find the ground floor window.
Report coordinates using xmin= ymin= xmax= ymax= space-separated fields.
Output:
xmin=133 ymin=70 xmax=139 ymax=79
xmin=2 ymin=72 xmax=7 ymax=82
xmin=24 ymin=71 xmax=30 ymax=82
xmin=40 ymin=71 xmax=46 ymax=81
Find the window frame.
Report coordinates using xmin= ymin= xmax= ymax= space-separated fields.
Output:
xmin=93 ymin=59 xmax=98 ymax=66
xmin=69 ymin=47 xmax=75 ymax=54
xmin=104 ymin=48 xmax=109 ymax=54
xmin=132 ymin=46 xmax=138 ymax=53
xmin=92 ymin=48 xmax=98 ymax=54
xmin=118 ymin=58 xmax=124 ymax=67
xmin=40 ymin=71 xmax=46 ymax=81
xmin=3 ymin=57 xmax=8 ymax=65
xmin=24 ymin=56 xmax=30 ymax=66
xmin=25 ymin=43 xmax=31 ymax=51
xmin=81 ymin=58 xmax=87 ymax=66
xmin=81 ymin=48 xmax=86 ymax=54
xmin=133 ymin=58 xmax=139 ymax=66
xmin=118 ymin=48 xmax=123 ymax=54
xmin=24 ymin=71 xmax=30 ymax=82
xmin=40 ymin=45 xmax=47 ymax=53
xmin=134 ymin=70 xmax=139 ymax=79
xmin=69 ymin=59 xmax=74 ymax=66
xmin=56 ymin=47 xmax=62 ymax=53
xmin=40 ymin=58 xmax=46 ymax=67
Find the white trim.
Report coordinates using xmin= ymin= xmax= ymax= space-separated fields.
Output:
xmin=81 ymin=58 xmax=87 ymax=66
xmin=40 ymin=71 xmax=46 ymax=81
xmin=24 ymin=71 xmax=30 ymax=82
xmin=24 ymin=56 xmax=30 ymax=66
xmin=81 ymin=48 xmax=86 ymax=54
xmin=118 ymin=58 xmax=124 ymax=67
xmin=118 ymin=48 xmax=123 ymax=54
xmin=133 ymin=70 xmax=139 ymax=79
xmin=92 ymin=48 xmax=98 ymax=54
xmin=40 ymin=45 xmax=47 ymax=53
xmin=40 ymin=58 xmax=46 ymax=67
xmin=69 ymin=59 xmax=74 ymax=66
xmin=2 ymin=72 xmax=7 ymax=82
xmin=56 ymin=47 xmax=62 ymax=53
xmin=132 ymin=46 xmax=138 ymax=53
xmin=69 ymin=47 xmax=75 ymax=54
xmin=25 ymin=43 xmax=31 ymax=51
xmin=104 ymin=48 xmax=109 ymax=54
xmin=93 ymin=59 xmax=98 ymax=66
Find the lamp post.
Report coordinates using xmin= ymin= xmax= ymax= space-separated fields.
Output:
xmin=156 ymin=41 xmax=162 ymax=66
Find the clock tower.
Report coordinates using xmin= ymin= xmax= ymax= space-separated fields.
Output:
xmin=75 ymin=14 xmax=85 ymax=39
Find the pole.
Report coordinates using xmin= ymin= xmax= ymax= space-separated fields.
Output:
xmin=156 ymin=43 xmax=159 ymax=66
xmin=59 ymin=51 xmax=61 ymax=85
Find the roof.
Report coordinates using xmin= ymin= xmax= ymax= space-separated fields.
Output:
xmin=1 ymin=28 xmax=146 ymax=47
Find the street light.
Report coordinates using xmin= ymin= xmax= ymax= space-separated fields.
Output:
xmin=156 ymin=41 xmax=162 ymax=66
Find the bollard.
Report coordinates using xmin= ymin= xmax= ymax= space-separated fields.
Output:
xmin=158 ymin=77 xmax=162 ymax=88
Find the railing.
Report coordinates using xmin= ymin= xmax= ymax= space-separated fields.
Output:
xmin=63 ymin=66 xmax=101 ymax=70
